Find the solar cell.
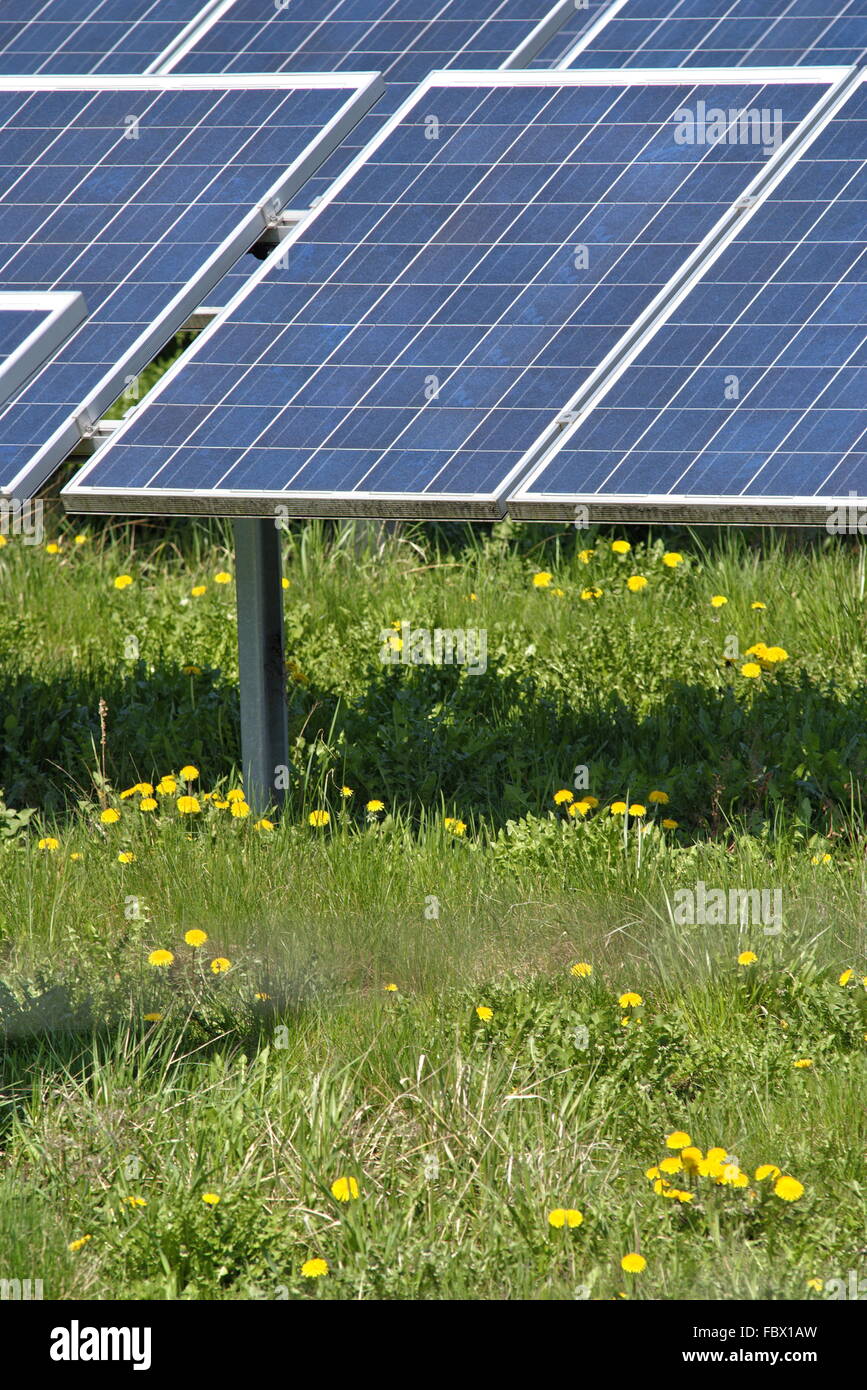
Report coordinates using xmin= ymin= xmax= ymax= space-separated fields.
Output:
xmin=509 ymin=68 xmax=867 ymax=524
xmin=63 ymin=69 xmax=843 ymax=520
xmin=529 ymin=0 xmax=624 ymax=67
xmin=0 ymin=73 xmax=382 ymax=500
xmin=560 ymin=0 xmax=867 ymax=70
xmin=0 ymin=0 xmax=216 ymax=76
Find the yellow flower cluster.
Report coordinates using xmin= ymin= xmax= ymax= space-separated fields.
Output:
xmin=553 ymin=787 xmax=677 ymax=830
xmin=646 ymin=1133 xmax=805 ymax=1203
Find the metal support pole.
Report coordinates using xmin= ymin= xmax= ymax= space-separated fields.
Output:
xmin=233 ymin=518 xmax=288 ymax=814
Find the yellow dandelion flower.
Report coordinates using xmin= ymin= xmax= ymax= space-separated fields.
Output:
xmin=570 ymin=962 xmax=592 ymax=978
xmin=568 ymin=799 xmax=592 ymax=817
xmin=340 ymin=786 xmax=353 ymax=798
xmin=383 ymin=982 xmax=398 ymax=992
xmin=764 ymin=646 xmax=789 ymax=663
xmin=476 ymin=1005 xmax=493 ymax=1022
xmin=610 ymin=800 xmax=627 ymax=815
xmin=751 ymin=601 xmax=766 ymax=609
xmin=532 ymin=571 xmax=553 ymax=587
xmin=191 ymin=585 xmax=207 ymax=597
xmin=148 ymin=949 xmax=173 ymax=968
xmin=662 ymin=552 xmax=683 ymax=567
xmin=662 ymin=818 xmax=679 ymax=829
xmin=139 ymin=797 xmax=157 ymax=812
xmin=548 ymin=1208 xmax=583 ymax=1228
xmin=628 ymin=803 xmax=646 ymax=816
xmin=794 ymin=1058 xmax=813 ymax=1068
xmin=177 ymin=795 xmax=201 ymax=814
xmin=214 ymin=572 xmax=232 ymax=584
xmin=282 ymin=577 xmax=291 ymax=590
xmin=645 ymin=1166 xmax=661 ymax=1180
xmin=580 ymin=586 xmax=602 ymax=600
xmin=124 ymin=1196 xmax=147 ymax=1208
xmin=621 ymin=1253 xmax=645 ymax=1273
xmin=330 ymin=1177 xmax=360 ymax=1202
xmin=741 ymin=663 xmax=762 ymax=678
xmin=308 ymin=809 xmax=330 ymax=827
xmin=210 ymin=957 xmax=231 ymax=975
xmin=201 ymin=1192 xmax=221 ymax=1206
xmin=755 ymin=1165 xmax=781 ymax=1182
xmin=179 ymin=765 xmax=199 ymax=781
xmin=619 ymin=992 xmax=643 ymax=1008
xmin=665 ymin=1131 xmax=691 ymax=1150
xmin=230 ymin=800 xmax=250 ymax=819
xmin=114 ymin=575 xmax=133 ymax=590
xmin=213 ymin=799 xmax=229 ymax=810
xmin=773 ymin=1176 xmax=804 ymax=1202
xmin=366 ymin=799 xmax=385 ymax=813
xmin=839 ymin=969 xmax=854 ymax=986
xmin=100 ymin=808 xmax=120 ymax=824
xmin=74 ymin=534 xmax=87 ymax=545
xmin=806 ymin=1278 xmax=823 ymax=1292
xmin=117 ymin=851 xmax=135 ymax=864
xmin=710 ymin=594 xmax=727 ymax=607
xmin=69 ymin=851 xmax=82 ymax=861
xmin=156 ymin=776 xmax=177 ymax=795
xmin=226 ymin=789 xmax=245 ymax=802
xmin=254 ymin=818 xmax=274 ymax=831
xmin=680 ymin=1146 xmax=703 ymax=1173
xmin=611 ymin=540 xmax=631 ymax=555
xmin=738 ymin=951 xmax=758 ymax=966
xmin=444 ymin=817 xmax=466 ymax=836
xmin=68 ymin=1236 xmax=92 ymax=1252
xmin=45 ymin=542 xmax=61 ymax=554
xmin=626 ymin=575 xmax=647 ymax=592
xmin=649 ymin=790 xmax=669 ymax=804
xmin=185 ymin=929 xmax=208 ymax=947
xmin=578 ymin=548 xmax=595 ymax=563
xmin=301 ymin=1258 xmax=328 ymax=1278
xmin=38 ymin=836 xmax=60 ymax=851
xmin=659 ymin=1156 xmax=683 ymax=1175
xmin=143 ymin=1012 xmax=163 ymax=1022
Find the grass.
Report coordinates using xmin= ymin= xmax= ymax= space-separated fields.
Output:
xmin=0 ymin=509 xmax=865 ymax=1300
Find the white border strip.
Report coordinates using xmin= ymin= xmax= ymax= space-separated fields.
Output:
xmin=147 ymin=0 xmax=238 ymax=75
xmin=555 ymin=0 xmax=630 ymax=68
xmin=63 ymin=65 xmax=852 ymax=520
xmin=509 ymin=64 xmax=864 ymax=520
xmin=0 ymin=291 xmax=86 ymax=408
xmin=2 ymin=71 xmax=383 ymax=501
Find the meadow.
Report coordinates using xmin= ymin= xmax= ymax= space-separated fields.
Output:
xmin=0 ymin=508 xmax=865 ymax=1300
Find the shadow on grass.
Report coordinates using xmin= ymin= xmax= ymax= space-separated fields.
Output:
xmin=0 ymin=657 xmax=863 ymax=832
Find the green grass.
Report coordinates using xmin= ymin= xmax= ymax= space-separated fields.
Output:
xmin=0 ymin=511 xmax=865 ymax=1299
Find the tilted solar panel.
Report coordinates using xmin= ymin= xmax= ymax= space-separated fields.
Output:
xmin=0 ymin=73 xmax=382 ymax=500
xmin=63 ymin=69 xmax=844 ymax=520
xmin=561 ymin=0 xmax=867 ymax=69
xmin=0 ymin=0 xmax=215 ymax=75
xmin=0 ymin=291 xmax=87 ymax=408
xmin=529 ymin=0 xmax=623 ymax=67
xmin=510 ymin=68 xmax=867 ymax=523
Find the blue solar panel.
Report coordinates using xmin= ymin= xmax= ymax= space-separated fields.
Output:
xmin=0 ymin=309 xmax=43 ymax=363
xmin=0 ymin=74 xmax=381 ymax=499
xmin=64 ymin=72 xmax=838 ymax=520
xmin=562 ymin=0 xmax=867 ymax=68
xmin=529 ymin=0 xmax=620 ymax=67
xmin=0 ymin=0 xmax=212 ymax=75
xmin=510 ymin=73 xmax=867 ymax=522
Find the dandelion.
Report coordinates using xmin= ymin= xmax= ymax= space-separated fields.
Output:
xmin=806 ymin=1278 xmax=823 ymax=1293
xmin=282 ymin=577 xmax=291 ymax=590
xmin=179 ymin=765 xmax=199 ymax=781
xmin=578 ymin=548 xmax=595 ymax=563
xmin=182 ymin=665 xmax=201 ymax=676
xmin=751 ymin=601 xmax=766 ymax=610
xmin=308 ymin=809 xmax=330 ymax=827
xmin=738 ymin=951 xmax=758 ymax=966
xmin=143 ymin=1012 xmax=163 ymax=1022
xmin=476 ymin=1006 xmax=493 ymax=1022
xmin=839 ymin=969 xmax=854 ymax=986
xmin=710 ymin=594 xmax=727 ymax=607
xmin=611 ymin=540 xmax=631 ymax=555
xmin=185 ymin=929 xmax=208 ymax=947
xmin=117 ymin=852 xmax=135 ymax=864
xmin=553 ymin=789 xmax=574 ymax=805
xmin=254 ymin=818 xmax=274 ymax=831
xmin=548 ymin=1208 xmax=583 ymax=1228
xmin=191 ymin=585 xmax=207 ymax=597
xmin=570 ymin=962 xmax=592 ymax=978
xmin=202 ymin=1192 xmax=221 ymax=1206
xmin=794 ymin=1058 xmax=813 ymax=1069
xmin=124 ymin=1196 xmax=147 ymax=1208
xmin=610 ymin=801 xmax=627 ymax=815
xmin=764 ymin=646 xmax=789 ymax=664
xmin=139 ymin=797 xmax=157 ymax=812
xmin=649 ymin=790 xmax=669 ymax=804
xmin=568 ymin=800 xmax=592 ymax=817
xmin=626 ymin=575 xmax=647 ymax=592
xmin=46 ymin=542 xmax=61 ymax=555
xmin=741 ymin=661 xmax=762 ymax=678
xmin=230 ymin=800 xmax=250 ymax=819
xmin=628 ymin=803 xmax=646 ymax=817
xmin=811 ymin=852 xmax=832 ymax=865
xmin=301 ymin=1258 xmax=328 ymax=1278
xmin=580 ymin=586 xmax=602 ymax=600
xmin=755 ymin=1165 xmax=781 ymax=1182
xmin=70 ymin=851 xmax=82 ymax=861
xmin=214 ymin=572 xmax=232 ymax=584
xmin=665 ymin=1131 xmax=691 ymax=1150
xmin=366 ymin=799 xmax=385 ymax=813
xmin=68 ymin=1236 xmax=92 ymax=1252
xmin=177 ymin=796 xmax=201 ymax=814
xmin=340 ymin=786 xmax=353 ymax=798
xmin=210 ymin=957 xmax=231 ymax=975
xmin=662 ymin=552 xmax=683 ymax=567
xmin=75 ymin=536 xmax=89 ymax=548
xmin=384 ymin=983 xmax=398 ymax=992
xmin=532 ymin=571 xmax=552 ymax=587
xmin=773 ymin=1176 xmax=804 ymax=1202
xmin=330 ymin=1177 xmax=360 ymax=1202
xmin=156 ymin=776 xmax=177 ymax=795
xmin=444 ymin=817 xmax=466 ymax=836
xmin=659 ymin=1156 xmax=683 ymax=1175
xmin=621 ymin=1253 xmax=646 ymax=1273
xmin=226 ymin=789 xmax=245 ymax=802
xmin=100 ymin=808 xmax=120 ymax=825
xmin=681 ymin=1146 xmax=703 ymax=1174
xmin=114 ymin=575 xmax=133 ymax=590
xmin=38 ymin=836 xmax=60 ymax=851
xmin=662 ymin=818 xmax=679 ymax=829
xmin=148 ymin=950 xmax=173 ymax=968
xmin=619 ymin=992 xmax=642 ymax=1008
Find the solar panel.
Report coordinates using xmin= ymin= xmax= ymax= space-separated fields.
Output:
xmin=0 ymin=72 xmax=382 ymax=500
xmin=0 ymin=291 xmax=87 ymax=408
xmin=510 ymin=67 xmax=867 ymax=524
xmin=167 ymin=1 xmax=578 ymax=212
xmin=63 ymin=68 xmax=844 ymax=520
xmin=560 ymin=0 xmax=867 ymax=69
xmin=529 ymin=0 xmax=624 ymax=67
xmin=0 ymin=0 xmax=216 ymax=76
